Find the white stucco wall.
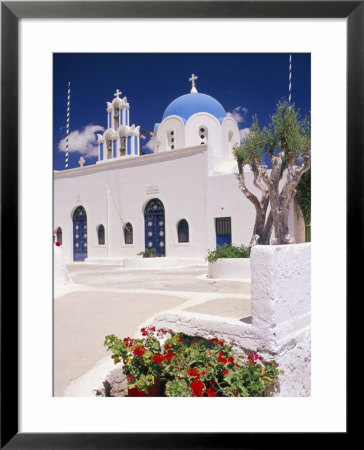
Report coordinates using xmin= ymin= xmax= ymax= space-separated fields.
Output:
xmin=250 ymin=243 xmax=311 ymax=396
xmin=207 ymin=171 xmax=259 ymax=250
xmin=53 ymin=244 xmax=72 ymax=286
xmin=208 ymin=258 xmax=251 ymax=280
xmin=54 ymin=146 xmax=210 ymax=262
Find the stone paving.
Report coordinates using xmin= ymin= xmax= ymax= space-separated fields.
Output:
xmin=54 ymin=263 xmax=251 ymax=396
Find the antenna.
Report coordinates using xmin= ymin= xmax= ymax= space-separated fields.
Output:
xmin=289 ymin=54 xmax=292 ymax=103
xmin=65 ymin=81 xmax=71 ymax=169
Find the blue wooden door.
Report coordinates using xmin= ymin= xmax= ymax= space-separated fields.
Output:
xmin=215 ymin=217 xmax=231 ymax=247
xmin=144 ymin=199 xmax=165 ymax=256
xmin=73 ymin=206 xmax=88 ymax=261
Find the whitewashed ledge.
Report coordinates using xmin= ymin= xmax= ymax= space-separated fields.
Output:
xmin=208 ymin=258 xmax=251 ymax=280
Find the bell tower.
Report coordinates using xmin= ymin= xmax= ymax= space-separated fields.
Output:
xmin=97 ymin=89 xmax=140 ymax=162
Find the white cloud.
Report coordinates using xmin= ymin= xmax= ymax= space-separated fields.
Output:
xmin=142 ymin=135 xmax=155 ymax=152
xmin=58 ymin=124 xmax=104 ymax=158
xmin=227 ymin=106 xmax=249 ymax=124
xmin=239 ymin=127 xmax=250 ymax=142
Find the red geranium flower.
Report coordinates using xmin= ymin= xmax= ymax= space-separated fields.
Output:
xmin=193 ymin=340 xmax=198 ymax=344
xmin=228 ymin=357 xmax=234 ymax=363
xmin=218 ymin=357 xmax=227 ymax=364
xmin=219 ymin=351 xmax=225 ymax=357
xmin=223 ymin=369 xmax=229 ymax=375
xmin=164 ymin=344 xmax=171 ymax=350
xmin=133 ymin=345 xmax=146 ymax=356
xmin=123 ymin=337 xmax=134 ymax=347
xmin=152 ymin=353 xmax=164 ymax=363
xmin=190 ymin=379 xmax=205 ymax=397
xmin=164 ymin=352 xmax=176 ymax=362
xmin=205 ymin=388 xmax=216 ymax=397
xmin=188 ymin=368 xmax=200 ymax=378
xmin=178 ymin=337 xmax=183 ymax=342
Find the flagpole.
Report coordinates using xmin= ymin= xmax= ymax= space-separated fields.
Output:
xmin=65 ymin=81 xmax=71 ymax=169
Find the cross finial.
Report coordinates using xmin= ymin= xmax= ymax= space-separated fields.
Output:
xmin=189 ymin=73 xmax=198 ymax=93
xmin=78 ymin=156 xmax=85 ymax=167
xmin=114 ymin=89 xmax=122 ymax=98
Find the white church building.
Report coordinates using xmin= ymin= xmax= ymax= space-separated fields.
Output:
xmin=54 ymin=76 xmax=304 ymax=263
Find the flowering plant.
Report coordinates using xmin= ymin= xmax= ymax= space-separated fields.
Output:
xmin=104 ymin=328 xmax=283 ymax=397
xmin=104 ymin=326 xmax=169 ymax=393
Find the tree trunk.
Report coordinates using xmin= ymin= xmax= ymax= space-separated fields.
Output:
xmin=236 ymin=170 xmax=273 ymax=246
xmin=260 ymin=211 xmax=273 ymax=244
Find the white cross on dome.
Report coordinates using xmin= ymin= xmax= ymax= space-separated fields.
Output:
xmin=189 ymin=74 xmax=198 ymax=93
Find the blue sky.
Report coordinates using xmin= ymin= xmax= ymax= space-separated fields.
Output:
xmin=53 ymin=53 xmax=310 ymax=170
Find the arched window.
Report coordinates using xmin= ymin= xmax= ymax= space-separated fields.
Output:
xmin=98 ymin=225 xmax=105 ymax=245
xmin=107 ymin=140 xmax=112 ymax=159
xmin=56 ymin=226 xmax=62 ymax=245
xmin=124 ymin=223 xmax=133 ymax=244
xmin=120 ymin=136 xmax=126 ymax=156
xmin=113 ymin=108 xmax=119 ymax=129
xmin=178 ymin=219 xmax=189 ymax=243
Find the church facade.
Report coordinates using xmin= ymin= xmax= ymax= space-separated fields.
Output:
xmin=54 ymin=77 xmax=305 ymax=263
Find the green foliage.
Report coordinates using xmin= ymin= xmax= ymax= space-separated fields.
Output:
xmin=233 ymin=101 xmax=311 ymax=171
xmin=295 ymin=169 xmax=311 ymax=226
xmin=104 ymin=327 xmax=283 ymax=397
xmin=206 ymin=244 xmax=250 ymax=263
xmin=137 ymin=247 xmax=157 ymax=257
xmin=265 ymin=101 xmax=311 ymax=159
xmin=233 ymin=115 xmax=264 ymax=167
xmin=165 ymin=379 xmax=191 ymax=397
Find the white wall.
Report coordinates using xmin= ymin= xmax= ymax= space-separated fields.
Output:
xmin=54 ymin=147 xmax=210 ymax=261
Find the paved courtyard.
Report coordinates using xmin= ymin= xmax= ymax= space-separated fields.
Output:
xmin=54 ymin=263 xmax=251 ymax=396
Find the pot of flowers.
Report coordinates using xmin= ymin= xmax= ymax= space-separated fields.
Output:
xmin=137 ymin=248 xmax=157 ymax=258
xmin=104 ymin=327 xmax=283 ymax=397
xmin=104 ymin=327 xmax=169 ymax=396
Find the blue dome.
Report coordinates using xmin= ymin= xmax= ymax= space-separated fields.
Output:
xmin=162 ymin=93 xmax=226 ymax=123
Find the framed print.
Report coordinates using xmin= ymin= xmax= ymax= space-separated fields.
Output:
xmin=1 ymin=1 xmax=359 ymax=448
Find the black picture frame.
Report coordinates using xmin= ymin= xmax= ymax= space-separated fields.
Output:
xmin=1 ymin=1 xmax=358 ymax=448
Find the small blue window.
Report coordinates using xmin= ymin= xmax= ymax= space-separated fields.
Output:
xmin=98 ymin=225 xmax=105 ymax=245
xmin=56 ymin=226 xmax=63 ymax=245
xmin=124 ymin=223 xmax=133 ymax=244
xmin=178 ymin=219 xmax=189 ymax=243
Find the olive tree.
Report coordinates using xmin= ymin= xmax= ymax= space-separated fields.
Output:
xmin=233 ymin=101 xmax=311 ymax=245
